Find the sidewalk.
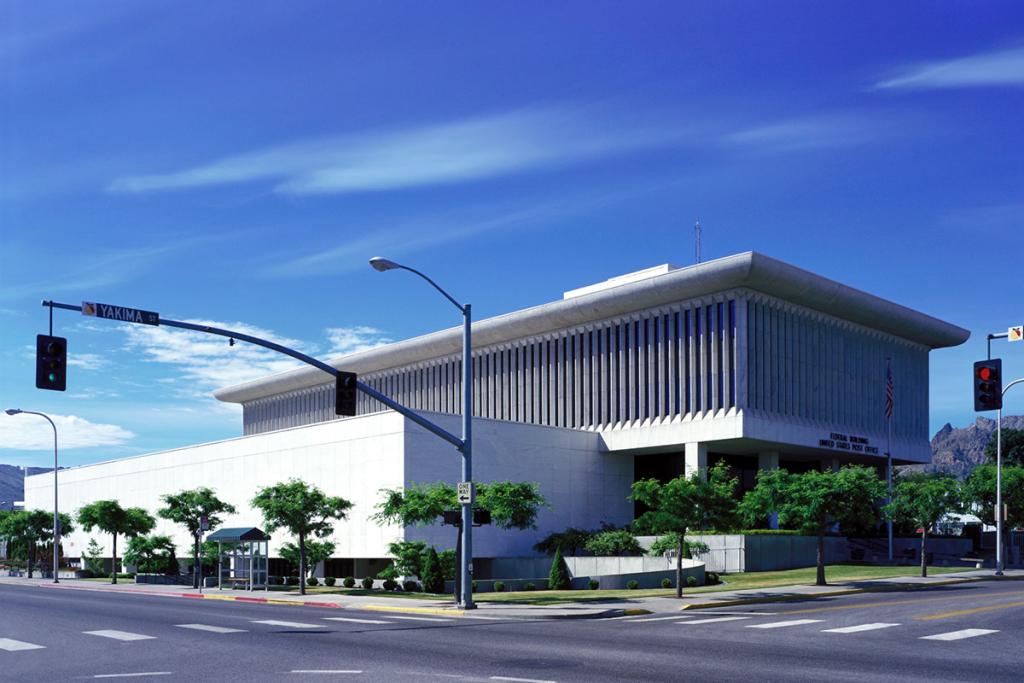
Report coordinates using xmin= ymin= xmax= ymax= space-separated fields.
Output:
xmin=2 ymin=569 xmax=1021 ymax=619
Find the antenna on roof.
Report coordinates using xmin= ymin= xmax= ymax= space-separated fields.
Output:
xmin=694 ymin=218 xmax=702 ymax=264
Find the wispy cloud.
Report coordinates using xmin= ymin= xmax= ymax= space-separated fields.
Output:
xmin=109 ymin=106 xmax=690 ymax=196
xmin=723 ymin=114 xmax=876 ymax=152
xmin=876 ymin=45 xmax=1024 ymax=90
xmin=0 ymin=413 xmax=134 ymax=450
xmin=66 ymin=352 xmax=109 ymax=370
xmin=325 ymin=326 xmax=393 ymax=357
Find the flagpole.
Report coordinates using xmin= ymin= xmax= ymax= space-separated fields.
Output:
xmin=886 ymin=357 xmax=893 ymax=564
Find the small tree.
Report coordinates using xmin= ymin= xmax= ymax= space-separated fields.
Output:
xmin=251 ymin=479 xmax=352 ymax=596
xmin=158 ymin=487 xmax=237 ymax=589
xmin=548 ymin=546 xmax=571 ymax=590
xmin=124 ymin=535 xmax=179 ymax=575
xmin=741 ymin=466 xmax=884 ymax=586
xmin=886 ymin=472 xmax=962 ymax=577
xmin=631 ymin=462 xmax=739 ymax=598
xmin=583 ymin=530 xmax=643 ymax=556
xmin=280 ymin=540 xmax=336 ymax=580
xmin=963 ymin=464 xmax=1024 ymax=568
xmin=82 ymin=538 xmax=105 ymax=575
xmin=421 ymin=546 xmax=445 ymax=593
xmin=77 ymin=501 xmax=155 ymax=583
xmin=385 ymin=540 xmax=427 ymax=579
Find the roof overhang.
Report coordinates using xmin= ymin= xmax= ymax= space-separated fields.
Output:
xmin=215 ymin=251 xmax=970 ymax=405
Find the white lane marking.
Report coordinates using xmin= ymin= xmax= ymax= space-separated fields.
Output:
xmin=176 ymin=624 xmax=247 ymax=634
xmin=83 ymin=630 xmax=155 ymax=641
xmin=323 ymin=617 xmax=393 ymax=625
xmin=388 ymin=615 xmax=453 ymax=622
xmin=677 ymin=616 xmax=750 ymax=625
xmin=920 ymin=629 xmax=1000 ymax=641
xmin=629 ymin=615 xmax=695 ymax=622
xmin=251 ymin=620 xmax=322 ymax=629
xmin=0 ymin=638 xmax=45 ymax=651
xmin=747 ymin=619 xmax=823 ymax=630
xmin=491 ymin=677 xmax=557 ymax=683
xmin=822 ymin=623 xmax=901 ymax=634
xmin=93 ymin=673 xmax=172 ymax=678
xmin=289 ymin=671 xmax=362 ymax=675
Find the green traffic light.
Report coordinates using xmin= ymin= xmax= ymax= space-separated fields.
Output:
xmin=48 ymin=372 xmax=57 ymax=383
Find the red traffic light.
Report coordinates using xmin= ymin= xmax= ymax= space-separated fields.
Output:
xmin=978 ymin=366 xmax=992 ymax=381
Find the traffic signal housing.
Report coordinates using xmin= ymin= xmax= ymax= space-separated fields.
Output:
xmin=974 ymin=359 xmax=1002 ymax=411
xmin=335 ymin=370 xmax=357 ymax=416
xmin=36 ymin=334 xmax=67 ymax=391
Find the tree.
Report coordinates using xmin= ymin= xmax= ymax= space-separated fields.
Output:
xmin=385 ymin=540 xmax=427 ymax=578
xmin=77 ymin=501 xmax=155 ymax=584
xmin=123 ymin=535 xmax=179 ymax=575
xmin=886 ymin=473 xmax=962 ymax=577
xmin=985 ymin=429 xmax=1024 ymax=468
xmin=548 ymin=546 xmax=571 ymax=590
xmin=631 ymin=462 xmax=739 ymax=597
xmin=82 ymin=538 xmax=105 ymax=575
xmin=583 ymin=529 xmax=643 ymax=556
xmin=251 ymin=479 xmax=352 ymax=596
xmin=740 ymin=465 xmax=884 ymax=586
xmin=648 ymin=532 xmax=709 ymax=559
xmin=963 ymin=465 xmax=1024 ymax=568
xmin=158 ymin=487 xmax=237 ymax=589
xmin=0 ymin=510 xmax=74 ymax=578
xmin=421 ymin=546 xmax=445 ymax=593
xmin=280 ymin=540 xmax=336 ymax=579
xmin=533 ymin=527 xmax=594 ymax=555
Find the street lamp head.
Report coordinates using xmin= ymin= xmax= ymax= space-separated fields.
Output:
xmin=369 ymin=256 xmax=402 ymax=272
xmin=5 ymin=408 xmax=22 ymax=416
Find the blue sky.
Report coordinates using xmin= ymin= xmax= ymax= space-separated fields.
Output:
xmin=1 ymin=2 xmax=1023 ymax=467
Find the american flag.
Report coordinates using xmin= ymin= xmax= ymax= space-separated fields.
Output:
xmin=884 ymin=362 xmax=895 ymax=421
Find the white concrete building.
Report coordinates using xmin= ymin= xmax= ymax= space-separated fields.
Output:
xmin=26 ymin=252 xmax=969 ymax=575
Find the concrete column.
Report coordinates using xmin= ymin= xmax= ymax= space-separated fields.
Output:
xmin=821 ymin=458 xmax=840 ymax=473
xmin=684 ymin=442 xmax=708 ymax=479
xmin=758 ymin=452 xmax=780 ymax=529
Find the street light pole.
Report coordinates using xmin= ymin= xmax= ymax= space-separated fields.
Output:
xmin=5 ymin=409 xmax=60 ymax=583
xmin=370 ymin=257 xmax=475 ymax=609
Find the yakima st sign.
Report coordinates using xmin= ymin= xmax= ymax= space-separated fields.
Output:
xmin=82 ymin=301 xmax=159 ymax=326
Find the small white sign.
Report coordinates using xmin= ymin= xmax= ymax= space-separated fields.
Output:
xmin=199 ymin=515 xmax=210 ymax=531
xmin=457 ymin=482 xmax=474 ymax=504
xmin=1009 ymin=326 xmax=1023 ymax=343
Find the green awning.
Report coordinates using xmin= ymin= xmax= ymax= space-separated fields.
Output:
xmin=206 ymin=527 xmax=269 ymax=543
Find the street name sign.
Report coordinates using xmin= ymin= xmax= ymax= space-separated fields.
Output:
xmin=1010 ymin=326 xmax=1023 ymax=343
xmin=82 ymin=301 xmax=159 ymax=326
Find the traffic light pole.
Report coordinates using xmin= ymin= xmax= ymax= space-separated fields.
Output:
xmin=988 ymin=332 xmax=1009 ymax=360
xmin=996 ymin=377 xmax=1024 ymax=576
xmin=40 ymin=300 xmax=463 ymax=449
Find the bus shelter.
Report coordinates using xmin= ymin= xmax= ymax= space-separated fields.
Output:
xmin=207 ymin=527 xmax=270 ymax=591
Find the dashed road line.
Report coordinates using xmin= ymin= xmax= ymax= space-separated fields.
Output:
xmin=676 ymin=616 xmax=751 ymax=625
xmin=747 ymin=619 xmax=823 ymax=630
xmin=821 ymin=623 xmax=900 ymax=634
xmin=323 ymin=617 xmax=393 ymax=625
xmin=251 ymin=620 xmax=323 ymax=629
xmin=93 ymin=674 xmax=171 ymax=679
xmin=83 ymin=630 xmax=155 ymax=642
xmin=920 ymin=629 xmax=1000 ymax=642
xmin=490 ymin=677 xmax=557 ymax=683
xmin=289 ymin=671 xmax=362 ymax=675
xmin=176 ymin=623 xmax=247 ymax=633
xmin=0 ymin=638 xmax=45 ymax=651
xmin=628 ymin=615 xmax=695 ymax=623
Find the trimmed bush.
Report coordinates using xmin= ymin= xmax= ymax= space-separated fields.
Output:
xmin=588 ymin=579 xmax=599 ymax=590
xmin=661 ymin=578 xmax=672 ymax=589
xmin=307 ymin=576 xmax=319 ymax=587
xmin=548 ymin=546 xmax=571 ymax=590
xmin=343 ymin=576 xmax=356 ymax=588
xmin=324 ymin=576 xmax=336 ymax=587
xmin=493 ymin=581 xmax=506 ymax=592
xmin=686 ymin=576 xmax=697 ymax=588
xmin=524 ymin=582 xmax=536 ymax=591
xmin=286 ymin=576 xmax=299 ymax=586
xmin=420 ymin=547 xmax=444 ymax=594
xmin=626 ymin=580 xmax=639 ymax=590
xmin=382 ymin=578 xmax=398 ymax=591
xmin=705 ymin=571 xmax=721 ymax=585
xmin=361 ymin=576 xmax=374 ymax=590
xmin=403 ymin=580 xmax=419 ymax=593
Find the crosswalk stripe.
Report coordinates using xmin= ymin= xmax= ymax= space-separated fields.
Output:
xmin=677 ymin=616 xmax=750 ymax=625
xmin=920 ymin=629 xmax=1000 ymax=641
xmin=388 ymin=616 xmax=453 ymax=622
xmin=176 ymin=624 xmax=247 ymax=633
xmin=0 ymin=638 xmax=45 ymax=652
xmin=323 ymin=617 xmax=393 ymax=625
xmin=84 ymin=630 xmax=155 ymax=641
xmin=629 ymin=615 xmax=694 ymax=623
xmin=822 ymin=623 xmax=900 ymax=634
xmin=747 ymin=619 xmax=823 ymax=630
xmin=251 ymin=620 xmax=322 ymax=629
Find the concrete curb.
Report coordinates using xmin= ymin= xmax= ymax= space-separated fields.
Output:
xmin=34 ymin=581 xmax=345 ymax=609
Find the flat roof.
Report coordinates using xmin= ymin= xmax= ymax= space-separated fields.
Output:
xmin=215 ymin=251 xmax=970 ymax=405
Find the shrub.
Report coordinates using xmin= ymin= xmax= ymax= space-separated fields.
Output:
xmin=524 ymin=582 xmax=536 ymax=591
xmin=584 ymin=530 xmax=643 ymax=556
xmin=361 ymin=576 xmax=374 ymax=590
xmin=686 ymin=576 xmax=697 ymax=588
xmin=493 ymin=581 xmax=506 ymax=592
xmin=286 ymin=576 xmax=299 ymax=586
xmin=661 ymin=578 xmax=672 ymax=589
xmin=548 ymin=546 xmax=571 ymax=590
xmin=420 ymin=547 xmax=445 ymax=594
xmin=78 ymin=569 xmax=95 ymax=579
xmin=588 ymin=579 xmax=599 ymax=590
xmin=386 ymin=539 xmax=427 ymax=579
xmin=382 ymin=578 xmax=398 ymax=591
xmin=403 ymin=580 xmax=420 ymax=593
xmin=626 ymin=580 xmax=639 ymax=590
xmin=324 ymin=576 xmax=336 ymax=587
xmin=343 ymin=576 xmax=356 ymax=588
xmin=649 ymin=533 xmax=709 ymax=558
xmin=307 ymin=576 xmax=319 ymax=587
xmin=705 ymin=571 xmax=721 ymax=585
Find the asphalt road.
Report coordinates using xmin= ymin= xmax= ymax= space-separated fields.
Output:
xmin=1 ymin=580 xmax=1022 ymax=682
